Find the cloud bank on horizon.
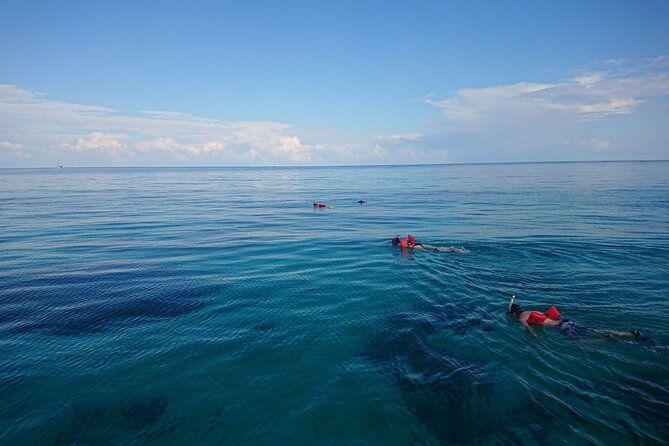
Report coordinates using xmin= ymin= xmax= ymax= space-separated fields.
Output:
xmin=1 ymin=57 xmax=668 ymax=167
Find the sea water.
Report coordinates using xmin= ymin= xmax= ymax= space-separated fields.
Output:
xmin=1 ymin=162 xmax=668 ymax=445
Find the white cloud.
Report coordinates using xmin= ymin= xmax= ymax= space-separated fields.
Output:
xmin=423 ymin=82 xmax=557 ymax=130
xmin=0 ymin=84 xmax=40 ymax=100
xmin=375 ymin=133 xmax=424 ymax=143
xmin=137 ymin=137 xmax=183 ymax=152
xmin=579 ymin=138 xmax=611 ymax=151
xmin=420 ymin=57 xmax=669 ymax=161
xmin=60 ymin=132 xmax=131 ymax=162
xmin=649 ymin=55 xmax=669 ymax=67
xmin=64 ymin=132 xmax=128 ymax=151
xmin=0 ymin=140 xmax=29 ymax=158
xmin=0 ymin=84 xmax=319 ymax=165
xmin=574 ymin=74 xmax=604 ymax=86
xmin=270 ymin=135 xmax=308 ymax=163
xmin=372 ymin=145 xmax=388 ymax=158
xmin=425 ymin=76 xmax=652 ymax=125
xmin=0 ymin=141 xmax=23 ymax=149
xmin=604 ymin=58 xmax=630 ymax=66
xmin=370 ymin=132 xmax=452 ymax=163
xmin=425 ymin=60 xmax=669 ymax=124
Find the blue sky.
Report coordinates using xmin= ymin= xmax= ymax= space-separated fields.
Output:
xmin=1 ymin=0 xmax=668 ymax=166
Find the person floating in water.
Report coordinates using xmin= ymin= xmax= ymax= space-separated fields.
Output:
xmin=391 ymin=234 xmax=463 ymax=253
xmin=313 ymin=202 xmax=335 ymax=209
xmin=507 ymin=298 xmax=647 ymax=342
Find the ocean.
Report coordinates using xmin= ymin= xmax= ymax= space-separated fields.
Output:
xmin=1 ymin=162 xmax=668 ymax=445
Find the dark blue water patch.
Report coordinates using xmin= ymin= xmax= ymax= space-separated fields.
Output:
xmin=505 ymin=365 xmax=669 ymax=444
xmin=504 ymin=388 xmax=590 ymax=444
xmin=615 ymin=374 xmax=669 ymax=439
xmin=219 ymin=316 xmax=281 ymax=344
xmin=394 ymin=350 xmax=510 ymax=445
xmin=0 ymin=305 xmax=30 ymax=325
xmin=364 ymin=303 xmax=511 ymax=444
xmin=202 ymin=407 xmax=232 ymax=442
xmin=0 ymin=375 xmax=31 ymax=422
xmin=52 ymin=396 xmax=171 ymax=445
xmin=0 ymin=264 xmax=173 ymax=303
xmin=121 ymin=397 xmax=170 ymax=429
xmin=0 ymin=278 xmax=214 ymax=336
xmin=246 ymin=318 xmax=279 ymax=334
xmin=365 ymin=303 xmax=494 ymax=363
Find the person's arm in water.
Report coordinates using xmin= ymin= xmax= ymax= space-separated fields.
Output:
xmin=416 ymin=243 xmax=451 ymax=251
xmin=519 ymin=313 xmax=539 ymax=338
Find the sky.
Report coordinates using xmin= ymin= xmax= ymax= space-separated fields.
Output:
xmin=1 ymin=0 xmax=668 ymax=167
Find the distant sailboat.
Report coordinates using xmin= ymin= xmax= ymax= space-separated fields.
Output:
xmin=58 ymin=159 xmax=63 ymax=168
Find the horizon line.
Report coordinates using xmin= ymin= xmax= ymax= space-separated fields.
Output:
xmin=2 ymin=159 xmax=669 ymax=170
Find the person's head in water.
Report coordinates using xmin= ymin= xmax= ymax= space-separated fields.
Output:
xmin=508 ymin=303 xmax=523 ymax=316
xmin=391 ymin=235 xmax=401 ymax=246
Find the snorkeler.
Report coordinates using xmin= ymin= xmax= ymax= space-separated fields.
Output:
xmin=507 ymin=297 xmax=647 ymax=342
xmin=391 ymin=234 xmax=462 ymax=252
xmin=392 ymin=234 xmax=422 ymax=249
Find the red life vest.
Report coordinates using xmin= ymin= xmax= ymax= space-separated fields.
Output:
xmin=527 ymin=311 xmax=548 ymax=325
xmin=400 ymin=238 xmax=409 ymax=248
xmin=545 ymin=306 xmax=561 ymax=319
xmin=408 ymin=234 xmax=416 ymax=246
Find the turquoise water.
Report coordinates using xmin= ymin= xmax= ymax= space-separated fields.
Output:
xmin=1 ymin=162 xmax=668 ymax=445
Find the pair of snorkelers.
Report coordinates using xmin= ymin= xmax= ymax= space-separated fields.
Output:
xmin=313 ymin=200 xmax=366 ymax=208
xmin=507 ymin=295 xmax=650 ymax=343
xmin=391 ymin=234 xmax=462 ymax=253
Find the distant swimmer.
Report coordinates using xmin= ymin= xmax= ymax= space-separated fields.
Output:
xmin=507 ymin=296 xmax=651 ymax=343
xmin=391 ymin=234 xmax=465 ymax=253
xmin=358 ymin=200 xmax=367 ymax=205
xmin=313 ymin=202 xmax=335 ymax=209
